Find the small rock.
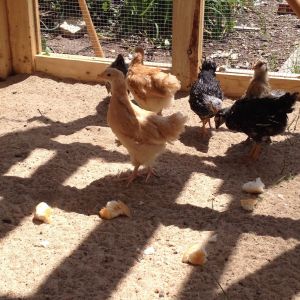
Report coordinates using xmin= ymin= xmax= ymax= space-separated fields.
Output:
xmin=209 ymin=234 xmax=218 ymax=243
xmin=159 ymin=291 xmax=165 ymax=298
xmin=144 ymin=246 xmax=155 ymax=255
xmin=39 ymin=240 xmax=50 ymax=248
xmin=230 ymin=53 xmax=239 ymax=60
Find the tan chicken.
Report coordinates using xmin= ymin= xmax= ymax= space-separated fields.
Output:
xmin=126 ymin=47 xmax=181 ymax=114
xmin=98 ymin=68 xmax=187 ymax=186
xmin=244 ymin=60 xmax=271 ymax=99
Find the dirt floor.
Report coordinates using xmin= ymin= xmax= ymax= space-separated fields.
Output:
xmin=0 ymin=74 xmax=300 ymax=300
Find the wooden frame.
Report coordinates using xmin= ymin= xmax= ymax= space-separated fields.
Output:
xmin=35 ymin=54 xmax=171 ymax=83
xmin=1 ymin=0 xmax=300 ymax=98
xmin=6 ymin=0 xmax=41 ymax=74
xmin=217 ymin=69 xmax=300 ymax=98
xmin=172 ymin=0 xmax=205 ymax=90
xmin=0 ymin=0 xmax=12 ymax=79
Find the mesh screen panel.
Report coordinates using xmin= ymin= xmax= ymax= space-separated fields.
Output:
xmin=39 ymin=0 xmax=173 ymax=63
xmin=203 ymin=0 xmax=300 ymax=74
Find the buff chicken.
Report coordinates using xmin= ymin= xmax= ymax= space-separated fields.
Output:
xmin=126 ymin=47 xmax=181 ymax=114
xmin=98 ymin=68 xmax=187 ymax=185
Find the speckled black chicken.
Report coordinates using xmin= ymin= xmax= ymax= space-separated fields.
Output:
xmin=189 ymin=59 xmax=223 ymax=135
xmin=214 ymin=92 xmax=298 ymax=160
xmin=105 ymin=54 xmax=128 ymax=94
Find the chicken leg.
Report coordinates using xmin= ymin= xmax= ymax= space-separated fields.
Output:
xmin=200 ymin=118 xmax=210 ymax=136
xmin=248 ymin=143 xmax=262 ymax=161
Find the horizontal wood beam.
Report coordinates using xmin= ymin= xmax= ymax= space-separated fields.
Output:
xmin=35 ymin=54 xmax=300 ymax=99
xmin=0 ymin=0 xmax=12 ymax=79
xmin=35 ymin=54 xmax=171 ymax=82
xmin=217 ymin=72 xmax=300 ymax=99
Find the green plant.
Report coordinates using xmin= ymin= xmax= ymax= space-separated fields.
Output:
xmin=39 ymin=0 xmax=247 ymax=47
xmin=292 ymin=65 xmax=300 ymax=73
xmin=267 ymin=53 xmax=277 ymax=72
xmin=117 ymin=0 xmax=172 ymax=46
xmin=41 ymin=36 xmax=52 ymax=55
xmin=204 ymin=0 xmax=246 ymax=39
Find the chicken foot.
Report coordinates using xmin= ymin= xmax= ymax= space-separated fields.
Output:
xmin=145 ymin=167 xmax=159 ymax=182
xmin=117 ymin=165 xmax=142 ymax=186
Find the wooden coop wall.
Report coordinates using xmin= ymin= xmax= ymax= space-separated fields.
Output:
xmin=0 ymin=0 xmax=300 ymax=97
xmin=0 ymin=0 xmax=11 ymax=79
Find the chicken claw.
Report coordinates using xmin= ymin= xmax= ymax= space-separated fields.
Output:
xmin=117 ymin=166 xmax=141 ymax=186
xmin=145 ymin=167 xmax=159 ymax=182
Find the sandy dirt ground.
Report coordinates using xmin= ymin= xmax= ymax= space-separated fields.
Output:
xmin=0 ymin=74 xmax=299 ymax=300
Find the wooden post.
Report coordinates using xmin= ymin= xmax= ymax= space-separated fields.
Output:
xmin=172 ymin=0 xmax=205 ymax=91
xmin=6 ymin=0 xmax=41 ymax=74
xmin=286 ymin=0 xmax=300 ymax=18
xmin=78 ymin=0 xmax=105 ymax=57
xmin=0 ymin=0 xmax=12 ymax=79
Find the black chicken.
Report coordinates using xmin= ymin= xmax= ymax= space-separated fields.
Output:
xmin=214 ymin=92 xmax=298 ymax=160
xmin=105 ymin=54 xmax=128 ymax=94
xmin=189 ymin=59 xmax=223 ymax=135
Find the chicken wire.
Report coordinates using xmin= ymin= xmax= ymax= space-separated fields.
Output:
xmin=39 ymin=0 xmax=173 ymax=63
xmin=203 ymin=0 xmax=300 ymax=75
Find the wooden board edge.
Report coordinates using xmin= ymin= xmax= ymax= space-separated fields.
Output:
xmin=217 ymin=72 xmax=300 ymax=99
xmin=35 ymin=54 xmax=300 ymax=98
xmin=35 ymin=54 xmax=171 ymax=83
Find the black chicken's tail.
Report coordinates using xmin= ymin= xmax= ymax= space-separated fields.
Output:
xmin=274 ymin=92 xmax=298 ymax=114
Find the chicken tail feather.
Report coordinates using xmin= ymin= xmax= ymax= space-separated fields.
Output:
xmin=275 ymin=92 xmax=298 ymax=114
xmin=158 ymin=112 xmax=188 ymax=142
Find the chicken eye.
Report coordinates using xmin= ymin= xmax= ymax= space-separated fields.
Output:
xmin=107 ymin=73 xmax=111 ymax=77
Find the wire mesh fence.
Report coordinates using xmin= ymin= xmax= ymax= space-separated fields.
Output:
xmin=39 ymin=0 xmax=173 ymax=63
xmin=39 ymin=0 xmax=300 ymax=74
xmin=202 ymin=0 xmax=300 ymax=75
